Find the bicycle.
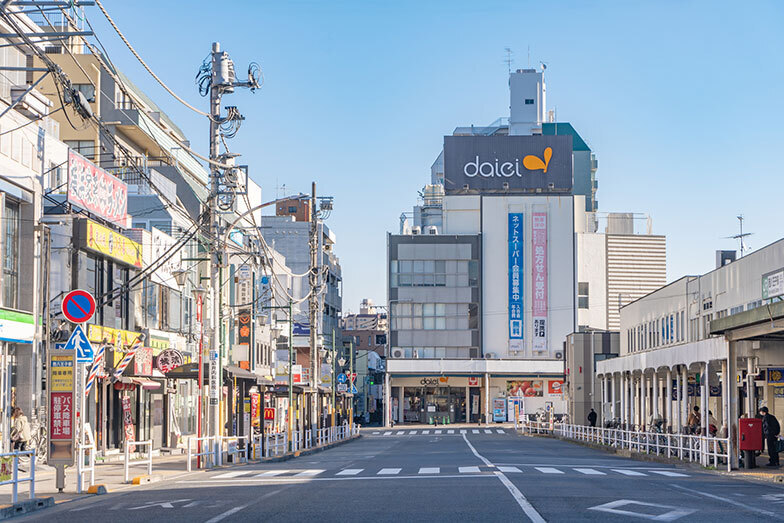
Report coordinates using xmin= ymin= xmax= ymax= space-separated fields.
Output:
xmin=28 ymin=421 xmax=48 ymax=464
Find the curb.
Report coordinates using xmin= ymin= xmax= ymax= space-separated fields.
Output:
xmin=0 ymin=497 xmax=53 ymax=520
xmin=130 ymin=474 xmax=162 ymax=485
xmin=86 ymin=484 xmax=108 ymax=494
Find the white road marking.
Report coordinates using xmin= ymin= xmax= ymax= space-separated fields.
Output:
xmin=422 ymin=430 xmax=430 ymax=434
xmin=461 ymin=432 xmax=545 ymax=523
xmin=459 ymin=466 xmax=481 ymax=473
xmin=448 ymin=430 xmax=455 ymax=434
xmin=204 ymin=504 xmax=250 ymax=523
xmin=212 ymin=471 xmax=248 ymax=478
xmin=670 ymin=484 xmax=783 ymax=519
xmin=396 ymin=431 xmax=404 ymax=435
xmin=649 ymin=470 xmax=688 ymax=477
xmin=378 ymin=468 xmax=401 ymax=475
xmin=496 ymin=429 xmax=505 ymax=434
xmin=254 ymin=470 xmax=288 ymax=477
xmin=336 ymin=469 xmax=362 ymax=476
xmin=409 ymin=431 xmax=417 ymax=435
xmin=419 ymin=467 xmax=439 ymax=474
xmin=460 ymin=429 xmax=467 ymax=434
xmin=383 ymin=431 xmax=391 ymax=435
xmin=472 ymin=429 xmax=479 ymax=434
xmin=497 ymin=466 xmax=522 ymax=473
xmin=294 ymin=469 xmax=325 ymax=477
xmin=372 ymin=431 xmax=380 ymax=434
xmin=588 ymin=500 xmax=696 ymax=521
xmin=535 ymin=467 xmax=563 ymax=474
xmin=613 ymin=469 xmax=647 ymax=476
xmin=435 ymin=430 xmax=442 ymax=434
xmin=484 ymin=429 xmax=492 ymax=434
xmin=574 ymin=468 xmax=605 ymax=475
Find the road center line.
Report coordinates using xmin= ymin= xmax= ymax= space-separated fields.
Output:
xmin=204 ymin=504 xmax=249 ymax=523
xmin=462 ymin=433 xmax=544 ymax=523
xmin=669 ymin=484 xmax=783 ymax=520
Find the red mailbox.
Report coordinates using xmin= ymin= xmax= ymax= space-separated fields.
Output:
xmin=739 ymin=418 xmax=763 ymax=451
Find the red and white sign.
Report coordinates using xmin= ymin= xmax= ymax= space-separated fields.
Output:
xmin=468 ymin=377 xmax=479 ymax=387
xmin=264 ymin=407 xmax=275 ymax=420
xmin=292 ymin=364 xmax=303 ymax=384
xmin=548 ymin=379 xmax=564 ymax=395
xmin=134 ymin=347 xmax=153 ymax=376
xmin=349 ymin=372 xmax=357 ymax=383
xmin=67 ymin=150 xmax=128 ymax=227
xmin=122 ymin=395 xmax=136 ymax=452
xmin=61 ymin=289 xmax=96 ymax=324
xmin=50 ymin=392 xmax=73 ymax=440
xmin=531 ymin=212 xmax=548 ymax=352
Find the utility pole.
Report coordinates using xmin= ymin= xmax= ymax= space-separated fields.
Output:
xmin=308 ymin=181 xmax=320 ymax=443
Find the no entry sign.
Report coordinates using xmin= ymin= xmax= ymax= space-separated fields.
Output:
xmin=62 ymin=289 xmax=96 ymax=324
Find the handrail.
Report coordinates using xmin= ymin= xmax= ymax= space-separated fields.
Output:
xmin=0 ymin=450 xmax=35 ymax=503
xmin=124 ymin=440 xmax=153 ymax=483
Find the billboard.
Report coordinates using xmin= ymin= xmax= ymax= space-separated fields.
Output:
xmin=443 ymin=135 xmax=573 ymax=194
xmin=77 ymin=219 xmax=143 ymax=268
xmin=67 ymin=150 xmax=128 ymax=226
xmin=508 ymin=213 xmax=523 ymax=351
xmin=532 ymin=212 xmax=548 ymax=352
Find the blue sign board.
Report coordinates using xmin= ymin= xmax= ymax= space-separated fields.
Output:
xmin=293 ymin=322 xmax=310 ymax=336
xmin=508 ymin=213 xmax=524 ymax=341
xmin=337 ymin=373 xmax=348 ymax=384
xmin=64 ymin=324 xmax=94 ymax=363
xmin=53 ymin=343 xmax=66 ymax=350
xmin=350 ymin=384 xmax=358 ymax=394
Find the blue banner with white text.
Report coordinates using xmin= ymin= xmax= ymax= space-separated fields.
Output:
xmin=508 ymin=213 xmax=524 ymax=343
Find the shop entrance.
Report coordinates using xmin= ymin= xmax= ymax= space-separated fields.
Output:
xmin=402 ymin=386 xmax=465 ymax=424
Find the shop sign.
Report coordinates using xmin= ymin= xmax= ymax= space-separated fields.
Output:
xmin=468 ymin=376 xmax=479 ymax=386
xmin=774 ymin=386 xmax=784 ymax=399
xmin=442 ymin=134 xmax=573 ymax=194
xmin=507 ymin=380 xmax=543 ymax=397
xmin=150 ymin=228 xmax=180 ymax=290
xmin=531 ymin=212 xmax=548 ymax=352
xmin=48 ymin=352 xmax=75 ymax=466
xmin=67 ymin=150 xmax=128 ymax=227
xmin=209 ymin=350 xmax=219 ymax=405
xmin=156 ymin=349 xmax=184 ymax=373
xmin=0 ymin=308 xmax=34 ymax=344
xmin=134 ymin=347 xmax=153 ymax=376
xmin=292 ymin=364 xmax=302 ymax=384
xmin=548 ymin=379 xmax=564 ymax=395
xmin=87 ymin=324 xmax=141 ymax=347
xmin=237 ymin=310 xmax=251 ymax=346
xmin=264 ymin=407 xmax=275 ymax=420
xmin=236 ymin=265 xmax=252 ymax=306
xmin=508 ymin=213 xmax=524 ymax=351
xmin=79 ymin=219 xmax=142 ymax=268
xmin=767 ymin=368 xmax=784 ymax=384
xmin=251 ymin=394 xmax=260 ymax=427
xmin=762 ymin=268 xmax=784 ymax=300
xmin=122 ymin=395 xmax=136 ymax=452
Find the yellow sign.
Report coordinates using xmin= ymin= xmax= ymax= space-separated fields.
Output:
xmin=50 ymin=355 xmax=74 ymax=392
xmin=84 ymin=219 xmax=142 ymax=268
xmin=87 ymin=324 xmax=141 ymax=346
xmin=523 ymin=146 xmax=553 ymax=173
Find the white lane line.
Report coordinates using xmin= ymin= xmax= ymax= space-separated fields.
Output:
xmin=574 ymin=468 xmax=605 ymax=475
xmin=294 ymin=469 xmax=325 ymax=477
xmin=435 ymin=430 xmax=442 ymax=434
xmin=212 ymin=471 xmax=249 ymax=478
xmin=497 ymin=466 xmax=521 ymax=473
xmin=409 ymin=431 xmax=417 ymax=435
xmin=378 ymin=468 xmax=402 ymax=475
xmin=461 ymin=432 xmax=544 ymax=523
xmin=253 ymin=470 xmax=288 ymax=477
xmin=670 ymin=484 xmax=784 ymax=519
xmin=422 ymin=430 xmax=430 ymax=434
xmin=496 ymin=429 xmax=505 ymax=434
xmin=396 ymin=431 xmax=404 ymax=435
xmin=336 ymin=469 xmax=362 ymax=476
xmin=372 ymin=431 xmax=380 ymax=434
xmin=650 ymin=470 xmax=688 ymax=477
xmin=460 ymin=429 xmax=466 ymax=434
xmin=448 ymin=430 xmax=454 ymax=434
xmin=459 ymin=466 xmax=481 ymax=473
xmin=535 ymin=467 xmax=564 ymax=474
xmin=419 ymin=467 xmax=439 ymax=474
xmin=205 ymin=505 xmax=249 ymax=523
xmin=472 ymin=429 xmax=480 ymax=434
xmin=484 ymin=429 xmax=492 ymax=434
xmin=383 ymin=431 xmax=391 ymax=435
xmin=179 ymin=474 xmax=493 ymax=486
xmin=613 ymin=469 xmax=646 ymax=476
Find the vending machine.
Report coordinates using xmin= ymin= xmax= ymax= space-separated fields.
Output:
xmin=493 ymin=398 xmax=507 ymax=422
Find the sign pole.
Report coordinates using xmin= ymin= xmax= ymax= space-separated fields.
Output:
xmin=288 ymin=301 xmax=293 ymax=452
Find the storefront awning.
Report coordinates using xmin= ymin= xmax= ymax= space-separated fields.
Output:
xmin=129 ymin=377 xmax=161 ymax=390
xmin=225 ymin=365 xmax=257 ymax=381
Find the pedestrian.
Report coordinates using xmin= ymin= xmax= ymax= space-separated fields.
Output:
xmin=759 ymin=407 xmax=780 ymax=467
xmin=10 ymin=407 xmax=31 ymax=452
xmin=708 ymin=410 xmax=718 ymax=437
xmin=687 ymin=406 xmax=700 ymax=434
xmin=587 ymin=408 xmax=597 ymax=427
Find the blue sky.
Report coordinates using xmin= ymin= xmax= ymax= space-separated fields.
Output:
xmin=89 ymin=1 xmax=784 ymax=311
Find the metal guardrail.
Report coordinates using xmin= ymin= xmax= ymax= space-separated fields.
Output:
xmin=76 ymin=443 xmax=95 ymax=494
xmin=0 ymin=450 xmax=35 ymax=503
xmin=187 ymin=436 xmax=216 ymax=472
xmin=519 ymin=422 xmax=731 ymax=472
xmin=124 ymin=440 xmax=153 ymax=483
xmin=219 ymin=436 xmax=249 ymax=465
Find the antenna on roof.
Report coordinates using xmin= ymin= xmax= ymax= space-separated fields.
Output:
xmin=504 ymin=47 xmax=513 ymax=74
xmin=723 ymin=214 xmax=753 ymax=257
xmin=527 ymin=45 xmax=530 ymax=67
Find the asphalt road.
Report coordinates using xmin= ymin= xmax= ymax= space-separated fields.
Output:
xmin=20 ymin=427 xmax=784 ymax=522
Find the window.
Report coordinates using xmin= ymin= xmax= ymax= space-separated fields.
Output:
xmin=73 ymin=83 xmax=95 ymax=103
xmin=2 ymin=201 xmax=19 ymax=308
xmin=65 ymin=140 xmax=97 ymax=160
xmin=288 ymin=206 xmax=297 ymax=213
xmin=524 ymin=99 xmax=535 ymax=105
xmin=578 ymin=282 xmax=589 ymax=309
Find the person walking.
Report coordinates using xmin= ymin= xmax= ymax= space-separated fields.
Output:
xmin=587 ymin=408 xmax=597 ymax=427
xmin=10 ymin=407 xmax=31 ymax=451
xmin=759 ymin=407 xmax=780 ymax=467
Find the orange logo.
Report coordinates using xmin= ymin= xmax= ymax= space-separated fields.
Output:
xmin=523 ymin=147 xmax=552 ymax=173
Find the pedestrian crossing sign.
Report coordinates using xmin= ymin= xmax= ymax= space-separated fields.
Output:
xmin=64 ymin=324 xmax=94 ymax=363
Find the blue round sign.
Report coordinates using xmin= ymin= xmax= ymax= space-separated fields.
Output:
xmin=337 ymin=373 xmax=348 ymax=384
xmin=62 ymin=289 xmax=96 ymax=324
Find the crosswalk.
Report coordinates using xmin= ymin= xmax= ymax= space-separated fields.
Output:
xmin=371 ymin=428 xmax=509 ymax=436
xmin=208 ymin=466 xmax=689 ymax=480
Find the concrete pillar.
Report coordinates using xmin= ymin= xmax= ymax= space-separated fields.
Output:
xmin=666 ymin=367 xmax=673 ymax=432
xmin=640 ymin=372 xmax=647 ymax=430
xmin=610 ymin=373 xmax=617 ymax=421
xmin=701 ymin=361 xmax=709 ymax=436
xmin=728 ymin=342 xmax=739 ymax=469
xmin=398 ymin=386 xmax=404 ymax=425
xmin=746 ymin=357 xmax=756 ymax=416
xmin=675 ymin=367 xmax=682 ymax=432
xmin=681 ymin=365 xmax=689 ymax=432
xmin=720 ymin=359 xmax=728 ymax=428
xmin=465 ymin=386 xmax=470 ymax=423
xmin=653 ymin=370 xmax=660 ymax=421
xmin=630 ymin=374 xmax=637 ymax=428
xmin=484 ymin=373 xmax=490 ymax=426
xmin=384 ymin=373 xmax=391 ymax=427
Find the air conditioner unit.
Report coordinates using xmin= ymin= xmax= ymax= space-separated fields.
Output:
xmin=391 ymin=348 xmax=405 ymax=358
xmin=484 ymin=352 xmax=497 ymax=359
xmin=411 ymin=226 xmax=421 ymax=235
xmin=555 ymin=351 xmax=563 ymax=359
xmin=425 ymin=226 xmax=438 ymax=235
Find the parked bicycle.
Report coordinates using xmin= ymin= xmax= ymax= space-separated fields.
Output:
xmin=27 ymin=420 xmax=47 ymax=463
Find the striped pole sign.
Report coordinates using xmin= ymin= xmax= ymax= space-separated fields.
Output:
xmin=113 ymin=335 xmax=145 ymax=380
xmin=84 ymin=344 xmax=107 ymax=396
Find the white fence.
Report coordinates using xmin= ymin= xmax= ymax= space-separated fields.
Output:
xmin=219 ymin=436 xmax=249 ymax=465
xmin=124 ymin=440 xmax=153 ymax=483
xmin=187 ymin=436 xmax=217 ymax=472
xmin=0 ymin=450 xmax=35 ymax=503
xmin=519 ymin=421 xmax=730 ymax=471
xmin=76 ymin=443 xmax=95 ymax=494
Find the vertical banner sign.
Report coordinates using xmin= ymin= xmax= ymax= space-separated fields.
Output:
xmin=209 ymin=349 xmax=219 ymax=406
xmin=121 ymin=395 xmax=136 ymax=452
xmin=532 ymin=212 xmax=548 ymax=352
xmin=237 ymin=310 xmax=251 ymax=345
xmin=251 ymin=393 xmax=260 ymax=428
xmin=48 ymin=353 xmax=75 ymax=466
xmin=508 ymin=213 xmax=524 ymax=351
